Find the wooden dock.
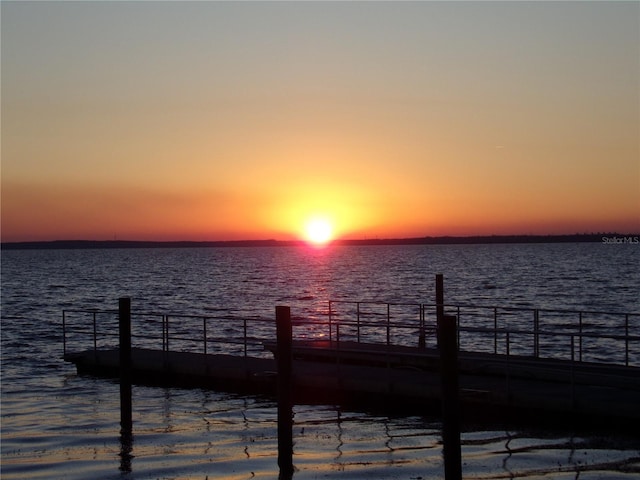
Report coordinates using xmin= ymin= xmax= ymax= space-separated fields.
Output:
xmin=61 ymin=289 xmax=640 ymax=431
xmin=64 ymin=340 xmax=640 ymax=428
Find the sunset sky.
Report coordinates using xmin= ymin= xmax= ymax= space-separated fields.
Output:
xmin=2 ymin=1 xmax=638 ymax=242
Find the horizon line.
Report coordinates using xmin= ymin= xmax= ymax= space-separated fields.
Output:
xmin=3 ymin=232 xmax=639 ymax=250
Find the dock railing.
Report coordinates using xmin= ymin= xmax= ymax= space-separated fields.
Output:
xmin=62 ymin=301 xmax=640 ymax=368
xmin=327 ymin=300 xmax=640 ymax=368
xmin=62 ymin=308 xmax=277 ymax=359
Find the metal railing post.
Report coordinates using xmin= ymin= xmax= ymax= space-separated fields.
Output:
xmin=356 ymin=302 xmax=361 ymax=343
xmin=436 ymin=274 xmax=444 ymax=323
xmin=328 ymin=301 xmax=333 ymax=344
xmin=579 ymin=312 xmax=583 ymax=362
xmin=336 ymin=323 xmax=341 ymax=366
xmin=505 ymin=330 xmax=511 ymax=402
xmin=418 ymin=303 xmax=426 ymax=348
xmin=165 ymin=315 xmax=170 ymax=352
xmin=203 ymin=317 xmax=207 ymax=354
xmin=625 ymin=314 xmax=629 ymax=367
xmin=570 ymin=335 xmax=576 ymax=409
xmin=244 ymin=318 xmax=248 ymax=358
xmin=62 ymin=311 xmax=67 ymax=356
xmin=533 ymin=309 xmax=539 ymax=358
xmin=93 ymin=312 xmax=98 ymax=353
xmin=493 ymin=307 xmax=498 ymax=354
xmin=161 ymin=315 xmax=166 ymax=352
xmin=456 ymin=305 xmax=461 ymax=346
xmin=386 ymin=303 xmax=391 ymax=347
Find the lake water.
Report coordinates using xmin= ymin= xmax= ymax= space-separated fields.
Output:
xmin=2 ymin=242 xmax=639 ymax=479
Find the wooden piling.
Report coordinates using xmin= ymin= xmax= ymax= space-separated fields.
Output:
xmin=276 ymin=305 xmax=294 ymax=477
xmin=119 ymin=297 xmax=132 ymax=434
xmin=439 ymin=313 xmax=462 ymax=480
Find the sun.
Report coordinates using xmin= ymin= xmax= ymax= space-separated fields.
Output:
xmin=304 ymin=218 xmax=333 ymax=246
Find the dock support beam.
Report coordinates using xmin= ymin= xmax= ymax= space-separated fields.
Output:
xmin=439 ymin=313 xmax=462 ymax=480
xmin=276 ymin=305 xmax=294 ymax=478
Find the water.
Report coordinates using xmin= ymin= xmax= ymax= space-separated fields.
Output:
xmin=2 ymin=242 xmax=639 ymax=479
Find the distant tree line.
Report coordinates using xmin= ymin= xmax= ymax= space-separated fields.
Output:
xmin=2 ymin=233 xmax=637 ymax=250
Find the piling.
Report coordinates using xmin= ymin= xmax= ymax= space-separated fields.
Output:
xmin=119 ymin=297 xmax=132 ymax=434
xmin=439 ymin=313 xmax=462 ymax=480
xmin=276 ymin=305 xmax=294 ymax=477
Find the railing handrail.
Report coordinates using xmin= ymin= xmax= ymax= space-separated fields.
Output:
xmin=328 ymin=299 xmax=640 ymax=317
xmin=62 ymin=299 xmax=640 ymax=368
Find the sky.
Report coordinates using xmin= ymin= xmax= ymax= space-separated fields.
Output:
xmin=2 ymin=1 xmax=639 ymax=242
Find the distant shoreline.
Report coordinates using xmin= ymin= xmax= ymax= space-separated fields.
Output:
xmin=2 ymin=233 xmax=638 ymax=250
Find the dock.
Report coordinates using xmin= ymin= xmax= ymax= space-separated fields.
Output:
xmin=62 ymin=296 xmax=640 ymax=429
xmin=64 ymin=340 xmax=640 ymax=427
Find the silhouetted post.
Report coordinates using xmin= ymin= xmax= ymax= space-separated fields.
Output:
xmin=119 ymin=297 xmax=132 ymax=434
xmin=439 ymin=313 xmax=462 ymax=480
xmin=276 ymin=306 xmax=294 ymax=478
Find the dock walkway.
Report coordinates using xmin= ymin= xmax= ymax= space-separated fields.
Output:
xmin=65 ymin=341 xmax=640 ymax=426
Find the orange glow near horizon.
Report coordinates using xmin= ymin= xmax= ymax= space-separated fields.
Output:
xmin=1 ymin=2 xmax=639 ymax=243
xmin=2 ymin=177 xmax=639 ymax=242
